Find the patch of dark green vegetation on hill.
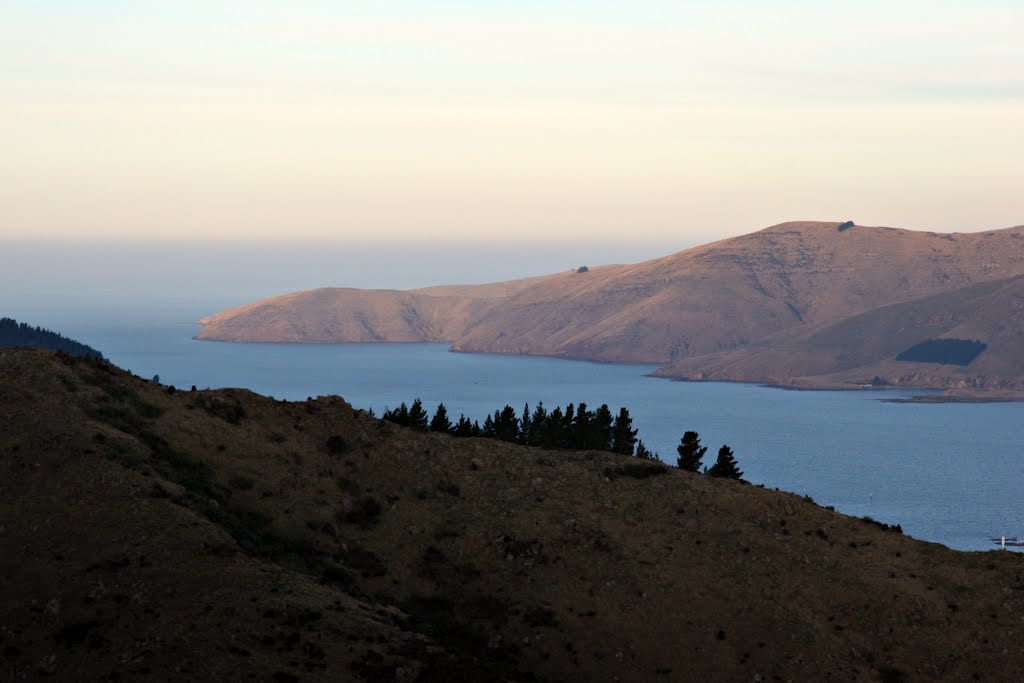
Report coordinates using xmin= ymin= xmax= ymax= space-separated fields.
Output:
xmin=895 ymin=338 xmax=987 ymax=366
xmin=0 ymin=316 xmax=104 ymax=359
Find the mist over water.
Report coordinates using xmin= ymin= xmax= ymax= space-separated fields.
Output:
xmin=3 ymin=239 xmax=1021 ymax=552
xmin=0 ymin=239 xmax=686 ymax=329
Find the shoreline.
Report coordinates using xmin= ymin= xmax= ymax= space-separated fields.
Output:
xmin=193 ymin=331 xmax=1024 ymax=403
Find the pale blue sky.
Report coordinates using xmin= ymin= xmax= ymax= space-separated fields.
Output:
xmin=2 ymin=1 xmax=1022 ymax=240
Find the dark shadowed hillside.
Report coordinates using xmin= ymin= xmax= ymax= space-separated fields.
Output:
xmin=4 ymin=349 xmax=1024 ymax=681
xmin=0 ymin=317 xmax=104 ymax=359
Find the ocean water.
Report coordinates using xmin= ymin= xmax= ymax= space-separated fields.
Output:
xmin=3 ymin=241 xmax=1022 ymax=552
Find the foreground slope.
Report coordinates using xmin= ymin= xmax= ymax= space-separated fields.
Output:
xmin=196 ymin=221 xmax=1024 ymax=391
xmin=4 ymin=349 xmax=1024 ymax=680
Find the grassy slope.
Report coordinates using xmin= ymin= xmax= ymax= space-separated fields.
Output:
xmin=3 ymin=349 xmax=1024 ymax=681
xmin=656 ymin=274 xmax=1024 ymax=393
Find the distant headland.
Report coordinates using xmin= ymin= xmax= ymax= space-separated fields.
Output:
xmin=196 ymin=221 xmax=1024 ymax=400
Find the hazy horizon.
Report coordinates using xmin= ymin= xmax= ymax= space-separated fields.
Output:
xmin=0 ymin=238 xmax=690 ymax=334
xmin=3 ymin=2 xmax=1022 ymax=242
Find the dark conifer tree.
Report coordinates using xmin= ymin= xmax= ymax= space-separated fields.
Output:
xmin=562 ymin=403 xmax=576 ymax=446
xmin=571 ymin=402 xmax=592 ymax=449
xmin=430 ymin=403 xmax=452 ymax=433
xmin=544 ymin=407 xmax=564 ymax=448
xmin=611 ymin=407 xmax=638 ymax=455
xmin=529 ymin=402 xmax=548 ymax=446
xmin=494 ymin=405 xmax=520 ymax=442
xmin=409 ymin=398 xmax=429 ymax=431
xmin=0 ymin=317 xmax=104 ymax=359
xmin=382 ymin=395 xmax=662 ymax=460
xmin=482 ymin=414 xmax=496 ymax=438
xmin=453 ymin=414 xmax=474 ymax=437
xmin=676 ymin=431 xmax=707 ymax=472
xmin=706 ymin=445 xmax=743 ymax=480
xmin=634 ymin=440 xmax=657 ymax=460
xmin=593 ymin=404 xmax=614 ymax=451
xmin=519 ymin=403 xmax=532 ymax=445
xmin=382 ymin=402 xmax=410 ymax=427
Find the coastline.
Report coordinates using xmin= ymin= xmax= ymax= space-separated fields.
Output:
xmin=193 ymin=328 xmax=1024 ymax=403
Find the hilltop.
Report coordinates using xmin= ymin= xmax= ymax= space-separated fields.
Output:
xmin=0 ymin=316 xmax=104 ymax=360
xmin=4 ymin=348 xmax=1024 ymax=680
xmin=196 ymin=221 xmax=1024 ymax=396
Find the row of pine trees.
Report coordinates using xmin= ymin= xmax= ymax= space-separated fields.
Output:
xmin=0 ymin=317 xmax=104 ymax=360
xmin=675 ymin=430 xmax=743 ymax=480
xmin=382 ymin=400 xmax=642 ymax=453
xmin=380 ymin=399 xmax=743 ymax=480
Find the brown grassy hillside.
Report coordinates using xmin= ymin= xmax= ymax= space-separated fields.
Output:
xmin=656 ymin=274 xmax=1024 ymax=392
xmin=453 ymin=222 xmax=1024 ymax=363
xmin=195 ymin=272 xmax=592 ymax=344
xmin=195 ymin=221 xmax=1024 ymax=393
xmin=4 ymin=349 xmax=1024 ymax=681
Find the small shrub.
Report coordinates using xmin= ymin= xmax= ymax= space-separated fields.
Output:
xmin=861 ymin=516 xmax=903 ymax=534
xmin=878 ymin=666 xmax=908 ymax=683
xmin=603 ymin=463 xmax=667 ymax=480
xmin=204 ymin=542 xmax=237 ymax=557
xmin=340 ymin=497 xmax=382 ymax=528
xmin=336 ymin=476 xmax=360 ymax=494
xmin=192 ymin=395 xmax=246 ymax=424
xmin=434 ymin=527 xmax=460 ymax=540
xmin=465 ymin=595 xmax=509 ymax=624
xmin=321 ymin=564 xmax=355 ymax=587
xmin=229 ymin=475 xmax=255 ymax=491
xmin=523 ymin=606 xmax=558 ymax=628
xmin=325 ymin=435 xmax=349 ymax=455
xmin=422 ymin=545 xmax=446 ymax=563
xmin=338 ymin=545 xmax=387 ymax=577
xmin=436 ymin=481 xmax=461 ymax=497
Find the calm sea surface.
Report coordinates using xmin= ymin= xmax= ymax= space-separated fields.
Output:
xmin=66 ymin=320 xmax=1023 ymax=553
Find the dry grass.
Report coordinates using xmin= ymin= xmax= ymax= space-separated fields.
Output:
xmin=3 ymin=348 xmax=1024 ymax=681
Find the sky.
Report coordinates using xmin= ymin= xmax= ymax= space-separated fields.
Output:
xmin=2 ymin=0 xmax=1022 ymax=243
